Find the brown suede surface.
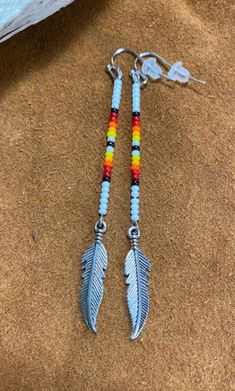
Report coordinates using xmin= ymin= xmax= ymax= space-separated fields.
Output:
xmin=0 ymin=1 xmax=234 ymax=390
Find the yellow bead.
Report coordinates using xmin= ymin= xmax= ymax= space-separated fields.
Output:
xmin=132 ymin=156 xmax=140 ymax=164
xmin=105 ymin=151 xmax=114 ymax=159
xmin=132 ymin=134 xmax=141 ymax=141
xmin=108 ymin=126 xmax=116 ymax=132
xmin=107 ymin=130 xmax=116 ymax=138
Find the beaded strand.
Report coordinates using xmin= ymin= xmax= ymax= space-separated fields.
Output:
xmin=130 ymin=79 xmax=141 ymax=223
xmin=99 ymin=77 xmax=122 ymax=216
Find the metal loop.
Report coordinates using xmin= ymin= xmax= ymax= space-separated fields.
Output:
xmin=128 ymin=223 xmax=140 ymax=240
xmin=106 ymin=64 xmax=122 ymax=80
xmin=129 ymin=69 xmax=148 ymax=87
xmin=95 ymin=219 xmax=107 ymax=234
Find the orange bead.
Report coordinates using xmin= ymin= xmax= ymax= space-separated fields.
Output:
xmin=104 ymin=159 xmax=113 ymax=167
xmin=131 ymin=164 xmax=140 ymax=170
xmin=132 ymin=125 xmax=141 ymax=132
xmin=109 ymin=121 xmax=117 ymax=128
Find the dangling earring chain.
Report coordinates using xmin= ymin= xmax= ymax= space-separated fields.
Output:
xmin=80 ymin=47 xmax=205 ymax=339
xmin=80 ymin=69 xmax=123 ymax=333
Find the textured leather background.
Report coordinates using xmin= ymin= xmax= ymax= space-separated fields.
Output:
xmin=0 ymin=0 xmax=234 ymax=390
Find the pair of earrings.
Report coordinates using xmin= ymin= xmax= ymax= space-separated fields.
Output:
xmin=80 ymin=48 xmax=205 ymax=340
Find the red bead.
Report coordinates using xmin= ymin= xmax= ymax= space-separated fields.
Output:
xmin=132 ymin=115 xmax=140 ymax=121
xmin=132 ymin=174 xmax=140 ymax=181
xmin=110 ymin=111 xmax=118 ymax=117
xmin=104 ymin=167 xmax=112 ymax=177
xmin=109 ymin=113 xmax=118 ymax=122
xmin=110 ymin=115 xmax=118 ymax=122
xmin=131 ymin=169 xmax=140 ymax=180
xmin=132 ymin=172 xmax=140 ymax=177
xmin=132 ymin=117 xmax=141 ymax=126
xmin=104 ymin=164 xmax=112 ymax=171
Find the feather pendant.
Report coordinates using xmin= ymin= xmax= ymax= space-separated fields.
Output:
xmin=80 ymin=234 xmax=108 ymax=333
xmin=125 ymin=244 xmax=151 ymax=340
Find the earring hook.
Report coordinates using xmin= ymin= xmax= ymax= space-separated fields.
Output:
xmin=110 ymin=47 xmax=140 ymax=67
xmin=106 ymin=47 xmax=140 ymax=81
xmin=107 ymin=48 xmax=149 ymax=87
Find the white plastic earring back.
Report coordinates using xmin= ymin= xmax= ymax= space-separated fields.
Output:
xmin=140 ymin=57 xmax=174 ymax=81
xmin=168 ymin=61 xmax=205 ymax=84
xmin=141 ymin=58 xmax=163 ymax=80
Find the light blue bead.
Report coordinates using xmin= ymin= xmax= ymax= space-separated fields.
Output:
xmin=107 ymin=136 xmax=115 ymax=143
xmin=131 ymin=207 xmax=139 ymax=213
xmin=115 ymin=79 xmax=122 ymax=88
xmin=131 ymin=208 xmax=139 ymax=213
xmin=131 ymin=185 xmax=139 ymax=191
xmin=100 ymin=190 xmax=109 ymax=197
xmin=131 ymin=197 xmax=140 ymax=204
xmin=102 ymin=181 xmax=110 ymax=190
xmin=100 ymin=194 xmax=109 ymax=202
xmin=101 ymin=197 xmax=108 ymax=204
xmin=101 ymin=187 xmax=109 ymax=195
xmin=99 ymin=207 xmax=107 ymax=215
xmin=99 ymin=200 xmax=107 ymax=207
xmin=132 ymin=150 xmax=140 ymax=156
xmin=100 ymin=202 xmax=108 ymax=210
xmin=131 ymin=193 xmax=139 ymax=198
xmin=106 ymin=146 xmax=114 ymax=153
xmin=101 ymin=187 xmax=109 ymax=194
xmin=100 ymin=196 xmax=108 ymax=203
xmin=131 ymin=205 xmax=139 ymax=211
xmin=131 ymin=187 xmax=139 ymax=194
xmin=100 ymin=195 xmax=108 ymax=202
xmin=100 ymin=201 xmax=108 ymax=206
xmin=131 ymin=212 xmax=139 ymax=218
xmin=112 ymin=102 xmax=120 ymax=110
xmin=131 ymin=210 xmax=139 ymax=220
xmin=131 ymin=210 xmax=139 ymax=216
xmin=131 ymin=214 xmax=139 ymax=221
xmin=131 ymin=205 xmax=139 ymax=210
xmin=133 ymin=211 xmax=139 ymax=216
xmin=132 ymin=140 xmax=140 ymax=146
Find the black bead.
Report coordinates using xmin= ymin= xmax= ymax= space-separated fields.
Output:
xmin=132 ymin=111 xmax=140 ymax=117
xmin=103 ymin=176 xmax=111 ymax=182
xmin=132 ymin=145 xmax=140 ymax=151
xmin=107 ymin=141 xmax=115 ymax=148
xmin=111 ymin=108 xmax=119 ymax=113
xmin=131 ymin=179 xmax=139 ymax=186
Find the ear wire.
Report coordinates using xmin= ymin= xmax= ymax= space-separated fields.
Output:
xmin=135 ymin=51 xmax=206 ymax=84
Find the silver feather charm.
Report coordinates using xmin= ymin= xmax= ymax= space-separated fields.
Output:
xmin=80 ymin=220 xmax=108 ymax=333
xmin=125 ymin=225 xmax=151 ymax=340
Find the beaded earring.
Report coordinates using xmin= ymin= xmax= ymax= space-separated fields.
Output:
xmin=80 ymin=48 xmax=205 ymax=339
xmin=80 ymin=67 xmax=123 ymax=333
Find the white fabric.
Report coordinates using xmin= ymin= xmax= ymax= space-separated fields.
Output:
xmin=0 ymin=0 xmax=74 ymax=42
